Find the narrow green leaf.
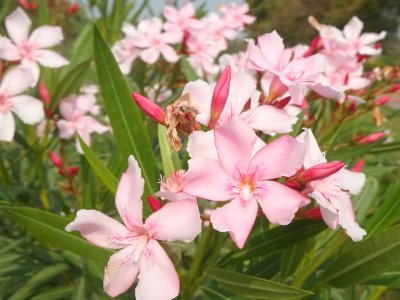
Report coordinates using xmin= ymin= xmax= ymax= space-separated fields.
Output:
xmin=93 ymin=25 xmax=157 ymax=213
xmin=353 ymin=177 xmax=378 ymax=223
xmin=0 ymin=206 xmax=112 ymax=264
xmin=289 ymin=111 xmax=305 ymax=137
xmin=158 ymin=125 xmax=181 ymax=177
xmin=207 ymin=268 xmax=313 ymax=299
xmin=322 ymin=225 xmax=400 ymax=287
xmin=9 ymin=264 xmax=69 ymax=300
xmin=31 ymin=287 xmax=75 ymax=300
xmin=280 ymin=240 xmax=310 ymax=281
xmin=220 ymin=220 xmax=326 ymax=266
xmin=180 ymin=58 xmax=199 ymax=81
xmin=369 ymin=141 xmax=400 ymax=154
xmin=79 ymin=136 xmax=118 ymax=194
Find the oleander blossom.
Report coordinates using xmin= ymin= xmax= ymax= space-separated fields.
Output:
xmin=297 ymin=129 xmax=366 ymax=241
xmin=56 ymin=86 xmax=109 ymax=153
xmin=184 ymin=117 xmax=310 ymax=248
xmin=0 ymin=66 xmax=44 ymax=141
xmin=0 ymin=7 xmax=69 ymax=85
xmin=66 ymin=156 xmax=202 ymax=299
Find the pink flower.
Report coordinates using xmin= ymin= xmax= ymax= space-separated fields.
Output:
xmin=157 ymin=170 xmax=196 ymax=201
xmin=249 ymin=31 xmax=328 ymax=104
xmin=184 ymin=117 xmax=309 ymax=248
xmin=0 ymin=8 xmax=68 ymax=85
xmin=297 ymin=129 xmax=366 ymax=241
xmin=56 ymin=88 xmax=109 ymax=153
xmin=163 ymin=2 xmax=203 ymax=41
xmin=130 ymin=17 xmax=180 ymax=64
xmin=219 ymin=3 xmax=255 ymax=30
xmin=0 ymin=66 xmax=44 ymax=141
xmin=66 ymin=156 xmax=202 ymax=299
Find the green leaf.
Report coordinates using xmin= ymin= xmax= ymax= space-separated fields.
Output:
xmin=180 ymin=58 xmax=199 ymax=81
xmin=280 ymin=240 xmax=310 ymax=281
xmin=93 ymin=25 xmax=157 ymax=214
xmin=353 ymin=177 xmax=378 ymax=223
xmin=0 ymin=206 xmax=112 ymax=264
xmin=51 ymin=59 xmax=92 ymax=110
xmin=369 ymin=141 xmax=400 ymax=154
xmin=220 ymin=220 xmax=326 ymax=266
xmin=79 ymin=136 xmax=118 ymax=194
xmin=158 ymin=125 xmax=181 ymax=177
xmin=207 ymin=269 xmax=313 ymax=299
xmin=31 ymin=287 xmax=75 ymax=300
xmin=365 ymin=179 xmax=400 ymax=235
xmin=289 ymin=111 xmax=305 ymax=137
xmin=322 ymin=224 xmax=400 ymax=287
xmin=9 ymin=264 xmax=69 ymax=300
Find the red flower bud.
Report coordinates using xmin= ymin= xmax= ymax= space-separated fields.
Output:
xmin=351 ymin=159 xmax=365 ymax=172
xmin=67 ymin=166 xmax=80 ymax=177
xmin=375 ymin=96 xmax=390 ymax=106
xmin=147 ymin=196 xmax=162 ymax=212
xmin=300 ymin=161 xmax=345 ymax=182
xmin=272 ymin=96 xmax=291 ymax=109
xmin=303 ymin=207 xmax=323 ymax=220
xmin=209 ymin=66 xmax=231 ymax=129
xmin=39 ymin=82 xmax=51 ymax=104
xmin=132 ymin=93 xmax=165 ymax=124
xmin=355 ymin=132 xmax=385 ymax=144
xmin=65 ymin=3 xmax=80 ymax=16
xmin=18 ymin=0 xmax=37 ymax=10
xmin=49 ymin=151 xmax=62 ymax=168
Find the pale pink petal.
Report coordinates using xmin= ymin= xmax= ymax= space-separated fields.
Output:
xmin=335 ymin=169 xmax=366 ymax=195
xmin=163 ymin=6 xmax=177 ymax=22
xmin=210 ymin=198 xmax=258 ymax=249
xmin=0 ymin=66 xmax=34 ymax=96
xmin=320 ymin=206 xmax=339 ymax=230
xmin=139 ymin=48 xmax=160 ymax=64
xmin=214 ymin=117 xmax=257 ymax=176
xmin=184 ymin=157 xmax=233 ymax=201
xmin=29 ymin=26 xmax=63 ymax=48
xmin=0 ymin=37 xmax=21 ymax=61
xmin=287 ymin=85 xmax=305 ymax=105
xmin=311 ymin=189 xmax=338 ymax=229
xmin=21 ymin=60 xmax=40 ymax=86
xmin=104 ymin=245 xmax=140 ymax=297
xmin=343 ymin=16 xmax=363 ymax=41
xmin=251 ymin=135 xmax=305 ymax=179
xmin=0 ymin=111 xmax=15 ymax=142
xmin=187 ymin=130 xmax=218 ymax=160
xmin=146 ymin=200 xmax=202 ymax=243
xmin=116 ymin=156 xmax=144 ymax=229
xmin=161 ymin=45 xmax=179 ymax=62
xmin=254 ymin=31 xmax=284 ymax=71
xmin=136 ymin=240 xmax=179 ymax=300
xmin=57 ymin=120 xmax=75 ymax=139
xmin=258 ymin=181 xmax=310 ymax=225
xmin=182 ymin=80 xmax=213 ymax=125
xmin=296 ymin=128 xmax=326 ymax=168
xmin=240 ymin=105 xmax=297 ymax=134
xmin=359 ymin=32 xmax=386 ymax=46
xmin=5 ymin=8 xmax=31 ymax=44
xmin=65 ymin=209 xmax=131 ymax=249
xmin=35 ymin=50 xmax=69 ymax=67
xmin=10 ymin=95 xmax=44 ymax=124
xmin=358 ymin=46 xmax=381 ymax=56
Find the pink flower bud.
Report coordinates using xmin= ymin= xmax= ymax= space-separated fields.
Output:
xmin=351 ymin=159 xmax=365 ymax=172
xmin=39 ymin=82 xmax=51 ymax=104
xmin=272 ymin=96 xmax=291 ymax=109
xmin=65 ymin=3 xmax=80 ymax=16
xmin=132 ymin=93 xmax=165 ymax=124
xmin=355 ymin=132 xmax=385 ymax=144
xmin=67 ymin=166 xmax=80 ymax=177
xmin=147 ymin=196 xmax=162 ymax=212
xmin=209 ymin=66 xmax=231 ymax=129
xmin=266 ymin=75 xmax=288 ymax=104
xmin=388 ymin=84 xmax=400 ymax=93
xmin=303 ymin=207 xmax=323 ymax=220
xmin=375 ymin=96 xmax=390 ymax=106
xmin=300 ymin=161 xmax=345 ymax=182
xmin=18 ymin=0 xmax=37 ymax=10
xmin=49 ymin=151 xmax=62 ymax=168
xmin=303 ymin=35 xmax=321 ymax=57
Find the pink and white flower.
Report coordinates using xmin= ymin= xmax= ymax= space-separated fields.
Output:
xmin=297 ymin=129 xmax=366 ymax=241
xmin=0 ymin=8 xmax=69 ymax=85
xmin=184 ymin=117 xmax=309 ymax=248
xmin=0 ymin=66 xmax=44 ymax=141
xmin=219 ymin=3 xmax=256 ymax=30
xmin=66 ymin=156 xmax=202 ymax=299
xmin=56 ymin=87 xmax=109 ymax=153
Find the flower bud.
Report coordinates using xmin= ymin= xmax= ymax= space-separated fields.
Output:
xmin=132 ymin=93 xmax=165 ymax=124
xmin=209 ymin=66 xmax=231 ymax=129
xmin=39 ymin=82 xmax=51 ymax=104
xmin=147 ymin=196 xmax=162 ymax=212
xmin=354 ymin=132 xmax=385 ymax=144
xmin=67 ymin=166 xmax=80 ymax=177
xmin=303 ymin=207 xmax=323 ymax=220
xmin=265 ymin=75 xmax=288 ymax=104
xmin=18 ymin=0 xmax=37 ymax=10
xmin=351 ymin=160 xmax=365 ymax=172
xmin=65 ymin=3 xmax=80 ymax=17
xmin=272 ymin=96 xmax=291 ymax=109
xmin=300 ymin=161 xmax=345 ymax=182
xmin=375 ymin=96 xmax=390 ymax=106
xmin=49 ymin=151 xmax=62 ymax=168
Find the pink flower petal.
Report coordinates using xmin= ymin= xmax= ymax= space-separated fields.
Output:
xmin=116 ymin=156 xmax=144 ymax=229
xmin=65 ymin=209 xmax=131 ymax=249
xmin=146 ymin=200 xmax=202 ymax=243
xmin=251 ymin=135 xmax=305 ymax=179
xmin=184 ymin=157 xmax=233 ymax=201
xmin=29 ymin=26 xmax=64 ymax=49
xmin=335 ymin=169 xmax=366 ymax=195
xmin=182 ymin=80 xmax=213 ymax=125
xmin=104 ymin=245 xmax=140 ymax=297
xmin=161 ymin=45 xmax=179 ymax=62
xmin=257 ymin=181 xmax=310 ymax=225
xmin=0 ymin=111 xmax=15 ymax=142
xmin=296 ymin=128 xmax=326 ymax=168
xmin=10 ymin=95 xmax=44 ymax=124
xmin=240 ymin=105 xmax=297 ymax=135
xmin=210 ymin=198 xmax=258 ymax=249
xmin=214 ymin=117 xmax=257 ymax=176
xmin=135 ymin=240 xmax=179 ymax=300
xmin=187 ymin=130 xmax=218 ymax=160
xmin=139 ymin=48 xmax=160 ymax=64
xmin=0 ymin=37 xmax=21 ymax=61
xmin=35 ymin=50 xmax=69 ymax=67
xmin=255 ymin=31 xmax=284 ymax=71
xmin=0 ymin=66 xmax=34 ymax=97
xmin=5 ymin=8 xmax=31 ymax=44
xmin=343 ymin=16 xmax=363 ymax=41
